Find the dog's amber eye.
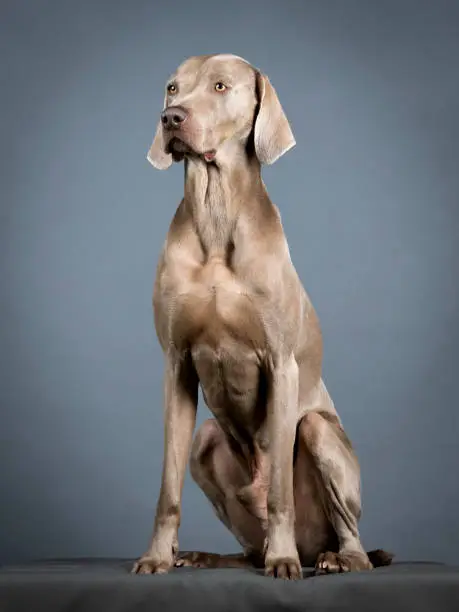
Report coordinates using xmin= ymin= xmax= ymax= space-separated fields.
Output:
xmin=215 ymin=82 xmax=226 ymax=92
xmin=167 ymin=83 xmax=177 ymax=94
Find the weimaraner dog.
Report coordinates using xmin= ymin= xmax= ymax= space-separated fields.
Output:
xmin=133 ymin=54 xmax=392 ymax=579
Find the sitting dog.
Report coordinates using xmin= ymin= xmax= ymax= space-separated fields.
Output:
xmin=133 ymin=54 xmax=392 ymax=579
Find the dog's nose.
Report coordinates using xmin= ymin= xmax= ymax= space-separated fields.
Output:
xmin=161 ymin=106 xmax=188 ymax=130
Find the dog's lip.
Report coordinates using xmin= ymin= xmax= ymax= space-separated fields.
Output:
xmin=166 ymin=136 xmax=191 ymax=155
xmin=203 ymin=150 xmax=216 ymax=162
xmin=167 ymin=137 xmax=216 ymax=162
xmin=165 ymin=134 xmax=217 ymax=163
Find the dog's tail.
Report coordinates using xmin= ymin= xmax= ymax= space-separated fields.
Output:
xmin=367 ymin=549 xmax=394 ymax=568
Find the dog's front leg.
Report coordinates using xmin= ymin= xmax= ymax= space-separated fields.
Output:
xmin=264 ymin=354 xmax=302 ymax=579
xmin=133 ymin=351 xmax=198 ymax=575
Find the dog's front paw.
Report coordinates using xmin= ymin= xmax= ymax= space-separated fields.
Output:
xmin=132 ymin=533 xmax=178 ymax=575
xmin=132 ymin=553 xmax=174 ymax=575
xmin=265 ymin=552 xmax=302 ymax=580
xmin=132 ymin=540 xmax=177 ymax=576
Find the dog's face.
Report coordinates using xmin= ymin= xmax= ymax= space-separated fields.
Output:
xmin=148 ymin=54 xmax=295 ymax=170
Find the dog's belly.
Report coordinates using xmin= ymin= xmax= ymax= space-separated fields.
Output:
xmin=191 ymin=340 xmax=266 ymax=439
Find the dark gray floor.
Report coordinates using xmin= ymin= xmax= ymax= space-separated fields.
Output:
xmin=1 ymin=559 xmax=459 ymax=612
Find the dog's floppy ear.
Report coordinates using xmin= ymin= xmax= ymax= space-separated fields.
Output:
xmin=147 ymin=94 xmax=172 ymax=170
xmin=254 ymin=72 xmax=295 ymax=165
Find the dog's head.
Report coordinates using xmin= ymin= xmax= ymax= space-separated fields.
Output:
xmin=147 ymin=54 xmax=295 ymax=170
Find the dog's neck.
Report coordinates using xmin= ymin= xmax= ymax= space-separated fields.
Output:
xmin=183 ymin=142 xmax=262 ymax=258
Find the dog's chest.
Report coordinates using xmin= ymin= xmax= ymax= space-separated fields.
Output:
xmin=161 ymin=257 xmax=268 ymax=431
xmin=168 ymin=257 xmax=267 ymax=352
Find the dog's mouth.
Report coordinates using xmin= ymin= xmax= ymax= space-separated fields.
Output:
xmin=203 ymin=150 xmax=216 ymax=162
xmin=166 ymin=137 xmax=216 ymax=163
xmin=166 ymin=137 xmax=192 ymax=155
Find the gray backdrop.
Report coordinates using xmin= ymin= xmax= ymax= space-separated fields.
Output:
xmin=1 ymin=0 xmax=458 ymax=566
